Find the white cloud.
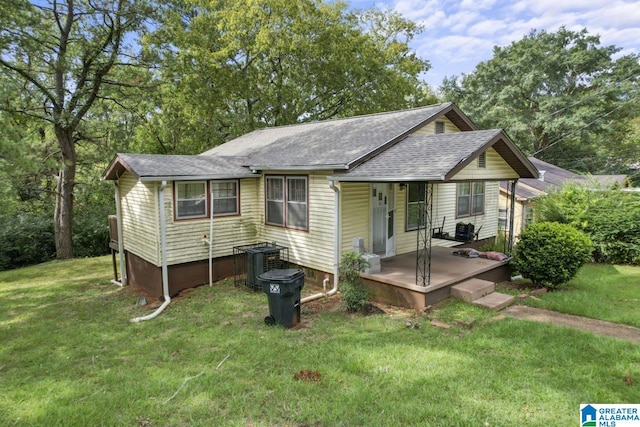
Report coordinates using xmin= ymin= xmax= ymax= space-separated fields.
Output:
xmin=467 ymin=19 xmax=509 ymax=37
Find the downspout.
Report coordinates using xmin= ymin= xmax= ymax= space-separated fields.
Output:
xmin=131 ymin=180 xmax=171 ymax=322
xmin=301 ymin=179 xmax=340 ymax=303
xmin=113 ymin=181 xmax=126 ymax=286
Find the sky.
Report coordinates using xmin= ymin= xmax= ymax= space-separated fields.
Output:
xmin=347 ymin=0 xmax=640 ymax=89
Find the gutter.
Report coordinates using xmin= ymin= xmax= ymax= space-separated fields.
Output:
xmin=131 ymin=180 xmax=171 ymax=322
xmin=302 ymin=179 xmax=340 ymax=303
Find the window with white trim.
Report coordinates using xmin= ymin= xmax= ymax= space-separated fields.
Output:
xmin=406 ymin=183 xmax=426 ymax=231
xmin=266 ymin=176 xmax=308 ymax=230
xmin=175 ymin=181 xmax=207 ymax=219
xmin=211 ymin=180 xmax=239 ymax=216
xmin=457 ymin=182 xmax=485 ymax=217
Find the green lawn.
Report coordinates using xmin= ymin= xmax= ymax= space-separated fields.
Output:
xmin=1 ymin=257 xmax=639 ymax=426
xmin=499 ymin=263 xmax=640 ymax=328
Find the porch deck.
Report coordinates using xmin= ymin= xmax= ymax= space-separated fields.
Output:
xmin=360 ymin=246 xmax=512 ymax=309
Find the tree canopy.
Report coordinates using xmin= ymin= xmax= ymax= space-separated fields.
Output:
xmin=136 ymin=0 xmax=436 ymax=153
xmin=440 ymin=27 xmax=640 ymax=175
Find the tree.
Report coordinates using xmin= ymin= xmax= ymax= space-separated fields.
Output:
xmin=441 ymin=27 xmax=640 ymax=174
xmin=139 ymin=0 xmax=436 ymax=153
xmin=0 ymin=0 xmax=152 ymax=259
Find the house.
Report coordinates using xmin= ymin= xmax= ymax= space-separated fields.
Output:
xmin=102 ymin=102 xmax=538 ymax=309
xmin=499 ymin=157 xmax=629 ymax=236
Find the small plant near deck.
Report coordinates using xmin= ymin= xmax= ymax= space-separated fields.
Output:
xmin=512 ymin=222 xmax=593 ymax=289
xmin=339 ymin=251 xmax=370 ymax=312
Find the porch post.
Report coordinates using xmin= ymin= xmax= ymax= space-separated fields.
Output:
xmin=416 ymin=182 xmax=433 ymax=287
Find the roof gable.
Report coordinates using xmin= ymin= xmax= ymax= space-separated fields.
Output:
xmin=332 ymin=129 xmax=537 ymax=182
xmin=201 ymin=102 xmax=476 ymax=170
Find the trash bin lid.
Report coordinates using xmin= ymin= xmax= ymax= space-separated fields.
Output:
xmin=258 ymin=268 xmax=304 ymax=281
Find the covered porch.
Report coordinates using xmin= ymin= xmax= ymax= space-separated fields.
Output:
xmin=360 ymin=246 xmax=512 ymax=309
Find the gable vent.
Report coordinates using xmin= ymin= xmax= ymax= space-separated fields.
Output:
xmin=478 ymin=152 xmax=486 ymax=168
xmin=435 ymin=121 xmax=445 ymax=134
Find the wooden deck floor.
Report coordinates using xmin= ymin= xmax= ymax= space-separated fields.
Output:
xmin=360 ymin=246 xmax=511 ymax=309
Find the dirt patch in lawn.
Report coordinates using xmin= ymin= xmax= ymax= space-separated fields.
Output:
xmin=503 ymin=305 xmax=640 ymax=344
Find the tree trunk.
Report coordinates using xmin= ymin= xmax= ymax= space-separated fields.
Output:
xmin=54 ymin=127 xmax=76 ymax=260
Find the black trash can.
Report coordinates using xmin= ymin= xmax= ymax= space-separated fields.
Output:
xmin=257 ymin=268 xmax=305 ymax=328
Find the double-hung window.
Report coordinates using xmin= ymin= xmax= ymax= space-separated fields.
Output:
xmin=457 ymin=182 xmax=485 ymax=217
xmin=211 ymin=180 xmax=239 ymax=216
xmin=406 ymin=183 xmax=426 ymax=231
xmin=266 ymin=176 xmax=308 ymax=230
xmin=175 ymin=181 xmax=207 ymax=219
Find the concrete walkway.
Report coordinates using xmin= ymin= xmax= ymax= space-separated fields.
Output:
xmin=503 ymin=305 xmax=640 ymax=344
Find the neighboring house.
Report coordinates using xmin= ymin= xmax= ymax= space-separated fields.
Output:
xmin=499 ymin=157 xmax=629 ymax=236
xmin=103 ymin=102 xmax=538 ymax=308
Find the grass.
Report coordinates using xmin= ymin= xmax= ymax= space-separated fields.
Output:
xmin=1 ymin=257 xmax=639 ymax=426
xmin=497 ymin=263 xmax=640 ymax=328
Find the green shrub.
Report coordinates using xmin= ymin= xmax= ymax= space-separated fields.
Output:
xmin=535 ymin=185 xmax=640 ymax=265
xmin=339 ymin=251 xmax=370 ymax=312
xmin=0 ymin=211 xmax=55 ymax=271
xmin=512 ymin=222 xmax=593 ymax=288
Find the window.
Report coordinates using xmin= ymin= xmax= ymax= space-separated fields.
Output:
xmin=266 ymin=176 xmax=308 ymax=230
xmin=435 ymin=121 xmax=445 ymax=134
xmin=457 ymin=182 xmax=484 ymax=217
xmin=406 ymin=183 xmax=426 ymax=231
xmin=524 ymin=206 xmax=534 ymax=228
xmin=175 ymin=181 xmax=207 ymax=219
xmin=498 ymin=208 xmax=509 ymax=231
xmin=211 ymin=180 xmax=239 ymax=216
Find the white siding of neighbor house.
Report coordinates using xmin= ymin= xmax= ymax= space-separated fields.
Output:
xmin=119 ymin=173 xmax=160 ymax=266
xmin=256 ymin=171 xmax=336 ymax=273
xmin=413 ymin=116 xmax=461 ymax=135
xmin=340 ymin=182 xmax=370 ymax=254
xmin=453 ymin=147 xmax=520 ymax=180
xmin=163 ymin=178 xmax=261 ymax=265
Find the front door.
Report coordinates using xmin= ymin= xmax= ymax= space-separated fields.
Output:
xmin=371 ymin=183 xmax=395 ymax=257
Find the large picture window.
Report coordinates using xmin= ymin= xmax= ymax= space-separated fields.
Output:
xmin=265 ymin=176 xmax=308 ymax=230
xmin=175 ymin=181 xmax=207 ymax=219
xmin=406 ymin=183 xmax=426 ymax=231
xmin=211 ymin=180 xmax=239 ymax=216
xmin=457 ymin=182 xmax=485 ymax=217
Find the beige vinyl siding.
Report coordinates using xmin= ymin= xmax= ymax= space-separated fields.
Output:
xmin=499 ymin=190 xmax=528 ymax=237
xmin=453 ymin=148 xmax=519 ymax=180
xmin=164 ymin=178 xmax=260 ymax=265
xmin=340 ymin=182 xmax=370 ymax=254
xmin=119 ymin=173 xmax=160 ymax=265
xmin=257 ymin=171 xmax=335 ymax=273
xmin=412 ymin=116 xmax=461 ymax=135
xmin=396 ymin=184 xmax=462 ymax=254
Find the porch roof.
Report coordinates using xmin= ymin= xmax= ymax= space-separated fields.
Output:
xmin=330 ymin=129 xmax=538 ymax=182
xmin=102 ymin=153 xmax=257 ymax=181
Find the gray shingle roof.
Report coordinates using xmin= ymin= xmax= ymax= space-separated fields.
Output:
xmin=500 ymin=157 xmax=628 ymax=201
xmin=331 ymin=130 xmax=507 ymax=181
xmin=202 ymin=103 xmax=462 ymax=169
xmin=102 ymin=153 xmax=256 ymax=181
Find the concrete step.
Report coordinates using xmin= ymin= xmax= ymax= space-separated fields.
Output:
xmin=473 ymin=292 xmax=516 ymax=311
xmin=451 ymin=279 xmax=495 ymax=302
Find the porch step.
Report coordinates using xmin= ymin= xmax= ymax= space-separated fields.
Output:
xmin=472 ymin=292 xmax=515 ymax=311
xmin=451 ymin=279 xmax=495 ymax=302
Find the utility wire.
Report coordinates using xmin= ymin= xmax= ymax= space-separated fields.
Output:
xmin=532 ymin=93 xmax=638 ymax=156
xmin=547 ymin=71 xmax=640 ymax=117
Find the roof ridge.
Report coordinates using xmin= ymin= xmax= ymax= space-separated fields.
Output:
xmin=245 ymin=102 xmax=451 ymax=132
